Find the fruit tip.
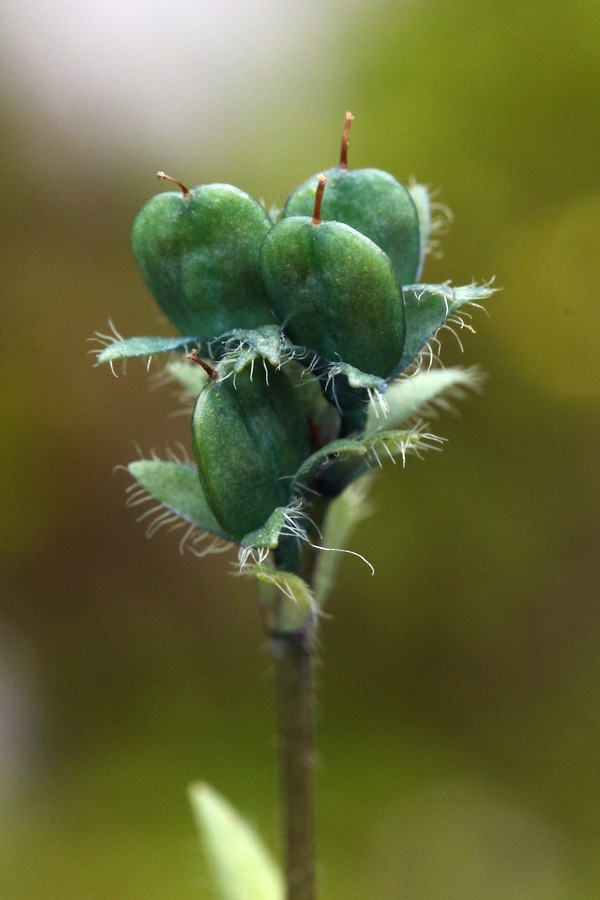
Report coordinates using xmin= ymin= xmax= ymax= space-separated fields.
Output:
xmin=339 ymin=111 xmax=354 ymax=169
xmin=187 ymin=349 xmax=217 ymax=380
xmin=156 ymin=171 xmax=190 ymax=198
xmin=312 ymin=174 xmax=328 ymax=225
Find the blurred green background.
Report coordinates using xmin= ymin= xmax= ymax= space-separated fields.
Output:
xmin=1 ymin=0 xmax=599 ymax=896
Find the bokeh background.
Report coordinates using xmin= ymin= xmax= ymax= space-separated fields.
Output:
xmin=1 ymin=0 xmax=599 ymax=896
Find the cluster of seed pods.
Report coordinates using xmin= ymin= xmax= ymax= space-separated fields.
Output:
xmin=105 ymin=113 xmax=490 ymax=571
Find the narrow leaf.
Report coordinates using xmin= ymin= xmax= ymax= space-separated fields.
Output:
xmin=291 ymin=437 xmax=370 ymax=500
xmin=127 ymin=460 xmax=230 ymax=540
xmin=391 ymin=282 xmax=495 ymax=376
xmin=249 ymin=565 xmax=317 ymax=633
xmin=366 ymin=367 xmax=484 ymax=434
xmin=219 ymin=325 xmax=287 ymax=371
xmin=97 ymin=335 xmax=201 ymax=364
xmin=291 ymin=425 xmax=440 ymax=500
xmin=292 ymin=438 xmax=368 ymax=487
xmin=238 ymin=504 xmax=304 ymax=574
xmin=189 ymin=783 xmax=284 ymax=900
xmin=325 ymin=361 xmax=387 ymax=393
xmin=240 ymin=507 xmax=293 ymax=554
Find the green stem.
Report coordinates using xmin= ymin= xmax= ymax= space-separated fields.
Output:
xmin=271 ymin=623 xmax=317 ymax=900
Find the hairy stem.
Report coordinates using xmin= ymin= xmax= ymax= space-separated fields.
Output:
xmin=271 ymin=623 xmax=317 ymax=899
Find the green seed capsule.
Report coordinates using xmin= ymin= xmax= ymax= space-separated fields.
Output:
xmin=191 ymin=365 xmax=311 ymax=542
xmin=283 ymin=114 xmax=421 ymax=287
xmin=132 ymin=176 xmax=276 ymax=337
xmin=260 ymin=205 xmax=406 ymax=379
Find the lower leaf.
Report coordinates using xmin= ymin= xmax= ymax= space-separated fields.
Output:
xmin=126 ymin=459 xmax=233 ymax=555
xmin=189 ymin=782 xmax=283 ymax=900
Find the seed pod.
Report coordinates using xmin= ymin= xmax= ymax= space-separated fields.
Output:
xmin=191 ymin=365 xmax=311 ymax=542
xmin=283 ymin=113 xmax=421 ymax=287
xmin=132 ymin=175 xmax=276 ymax=337
xmin=261 ymin=178 xmax=406 ymax=379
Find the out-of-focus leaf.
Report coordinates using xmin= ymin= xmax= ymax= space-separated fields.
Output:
xmin=407 ymin=183 xmax=431 ymax=279
xmin=127 ymin=460 xmax=230 ymax=540
xmin=189 ymin=783 xmax=284 ymax=900
xmin=250 ymin=564 xmax=317 ymax=633
xmin=162 ymin=359 xmax=209 ymax=396
xmin=366 ymin=366 xmax=484 ymax=434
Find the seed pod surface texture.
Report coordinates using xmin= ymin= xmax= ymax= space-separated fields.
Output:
xmin=192 ymin=366 xmax=311 ymax=541
xmin=261 ymin=216 xmax=406 ymax=378
xmin=132 ymin=184 xmax=275 ymax=336
xmin=284 ymin=168 xmax=421 ymax=287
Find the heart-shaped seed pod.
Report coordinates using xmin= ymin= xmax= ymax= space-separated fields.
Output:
xmin=132 ymin=173 xmax=276 ymax=337
xmin=191 ymin=364 xmax=311 ymax=542
xmin=261 ymin=176 xmax=406 ymax=379
xmin=283 ymin=113 xmax=421 ymax=287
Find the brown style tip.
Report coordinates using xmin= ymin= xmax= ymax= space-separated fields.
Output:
xmin=187 ymin=349 xmax=217 ymax=380
xmin=312 ymin=174 xmax=328 ymax=225
xmin=156 ymin=171 xmax=190 ymax=198
xmin=339 ymin=111 xmax=354 ymax=169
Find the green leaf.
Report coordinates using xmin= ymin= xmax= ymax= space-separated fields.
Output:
xmin=189 ymin=783 xmax=283 ymax=900
xmin=248 ymin=564 xmax=317 ymax=633
xmin=364 ymin=427 xmax=444 ymax=462
xmin=238 ymin=504 xmax=305 ymax=574
xmin=391 ymin=282 xmax=495 ymax=377
xmin=395 ymin=286 xmax=449 ymax=373
xmin=96 ymin=335 xmax=201 ymax=365
xmin=292 ymin=436 xmax=369 ymax=498
xmin=240 ymin=507 xmax=293 ymax=555
xmin=219 ymin=325 xmax=287 ymax=372
xmin=293 ymin=437 xmax=368 ymax=485
xmin=317 ymin=363 xmax=387 ymax=436
xmin=366 ymin=366 xmax=484 ymax=435
xmin=127 ymin=460 xmax=231 ymax=541
xmin=292 ymin=427 xmax=441 ymax=499
xmin=325 ymin=361 xmax=387 ymax=393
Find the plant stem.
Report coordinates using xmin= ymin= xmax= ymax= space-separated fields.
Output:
xmin=271 ymin=623 xmax=317 ymax=900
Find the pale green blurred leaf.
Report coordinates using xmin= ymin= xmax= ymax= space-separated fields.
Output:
xmin=366 ymin=367 xmax=484 ymax=435
xmin=313 ymin=475 xmax=374 ymax=607
xmin=163 ymin=359 xmax=210 ymax=395
xmin=407 ymin=183 xmax=431 ymax=279
xmin=189 ymin=782 xmax=284 ymax=900
xmin=249 ymin=565 xmax=317 ymax=633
